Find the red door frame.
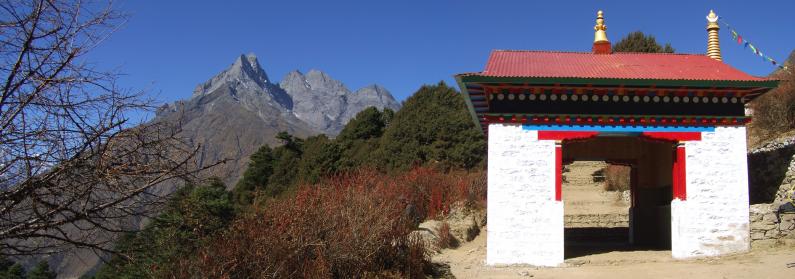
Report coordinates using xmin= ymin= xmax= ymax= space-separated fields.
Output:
xmin=542 ymin=131 xmax=700 ymax=202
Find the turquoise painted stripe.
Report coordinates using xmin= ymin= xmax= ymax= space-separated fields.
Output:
xmin=522 ymin=124 xmax=715 ymax=132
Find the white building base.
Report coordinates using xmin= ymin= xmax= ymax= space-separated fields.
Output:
xmin=671 ymin=126 xmax=751 ymax=258
xmin=486 ymin=124 xmax=563 ymax=266
xmin=485 ymin=124 xmax=750 ymax=264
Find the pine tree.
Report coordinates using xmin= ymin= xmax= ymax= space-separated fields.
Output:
xmin=27 ymin=261 xmax=56 ymax=279
xmin=376 ymin=82 xmax=486 ymax=170
xmin=296 ymin=135 xmax=339 ymax=184
xmin=180 ymin=178 xmax=235 ymax=237
xmin=612 ymin=31 xmax=675 ymax=53
xmin=2 ymin=263 xmax=25 ymax=279
xmin=337 ymin=107 xmax=390 ymax=141
xmin=265 ymin=146 xmax=301 ymax=196
xmin=93 ymin=179 xmax=234 ymax=278
xmin=335 ymin=107 xmax=393 ymax=170
xmin=0 ymin=257 xmax=14 ymax=273
xmin=276 ymin=131 xmax=303 ymax=153
xmin=232 ymin=145 xmax=275 ymax=207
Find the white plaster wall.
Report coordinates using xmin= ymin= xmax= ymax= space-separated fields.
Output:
xmin=487 ymin=123 xmax=563 ymax=266
xmin=672 ymin=126 xmax=750 ymax=258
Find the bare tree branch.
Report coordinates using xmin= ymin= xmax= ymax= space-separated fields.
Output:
xmin=0 ymin=0 xmax=222 ymax=256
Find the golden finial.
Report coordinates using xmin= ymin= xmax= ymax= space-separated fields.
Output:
xmin=594 ymin=10 xmax=608 ymax=43
xmin=706 ymin=10 xmax=719 ymax=29
xmin=706 ymin=10 xmax=722 ymax=61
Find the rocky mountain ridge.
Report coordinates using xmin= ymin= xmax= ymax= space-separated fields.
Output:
xmin=160 ymin=53 xmax=400 ymax=136
xmin=281 ymin=69 xmax=400 ymax=133
xmin=155 ymin=53 xmax=400 ymax=186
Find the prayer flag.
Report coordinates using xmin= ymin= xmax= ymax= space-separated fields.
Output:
xmin=721 ymin=19 xmax=785 ymax=70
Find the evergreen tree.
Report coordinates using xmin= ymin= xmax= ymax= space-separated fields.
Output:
xmin=233 ymin=131 xmax=314 ymax=205
xmin=276 ymin=131 xmax=303 ymax=153
xmin=296 ymin=135 xmax=339 ymax=184
xmin=381 ymin=107 xmax=395 ymax=127
xmin=27 ymin=261 xmax=56 ymax=279
xmin=337 ymin=107 xmax=390 ymax=141
xmin=376 ymin=82 xmax=486 ymax=170
xmin=265 ymin=146 xmax=302 ymax=196
xmin=232 ymin=145 xmax=275 ymax=207
xmin=612 ymin=31 xmax=675 ymax=53
xmin=180 ymin=178 xmax=235 ymax=236
xmin=335 ymin=107 xmax=393 ymax=170
xmin=93 ymin=179 xmax=234 ymax=278
xmin=0 ymin=257 xmax=14 ymax=273
xmin=1 ymin=263 xmax=25 ymax=279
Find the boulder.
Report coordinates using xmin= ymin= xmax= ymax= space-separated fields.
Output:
xmin=445 ymin=203 xmax=485 ymax=242
xmin=411 ymin=220 xmax=443 ymax=254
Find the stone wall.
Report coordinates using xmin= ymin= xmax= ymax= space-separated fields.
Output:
xmin=487 ymin=123 xmax=563 ymax=267
xmin=749 ymin=204 xmax=795 ymax=244
xmin=672 ymin=126 xmax=751 ymax=258
xmin=564 ymin=213 xmax=628 ymax=228
xmin=747 ymin=136 xmax=795 ymax=245
xmin=748 ymin=137 xmax=795 ymax=204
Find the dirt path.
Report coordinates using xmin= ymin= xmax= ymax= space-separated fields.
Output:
xmin=432 ymin=228 xmax=795 ymax=279
xmin=434 ymin=162 xmax=795 ymax=278
xmin=562 ymin=161 xmax=627 ymax=216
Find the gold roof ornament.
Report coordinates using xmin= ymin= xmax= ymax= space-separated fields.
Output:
xmin=706 ymin=10 xmax=719 ymax=29
xmin=706 ymin=10 xmax=722 ymax=61
xmin=594 ymin=10 xmax=609 ymax=43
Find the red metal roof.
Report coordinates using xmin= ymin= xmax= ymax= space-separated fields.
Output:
xmin=480 ymin=50 xmax=769 ymax=82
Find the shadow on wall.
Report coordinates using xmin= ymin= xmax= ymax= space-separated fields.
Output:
xmin=748 ymin=143 xmax=795 ymax=204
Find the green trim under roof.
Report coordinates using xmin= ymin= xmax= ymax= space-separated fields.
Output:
xmin=456 ymin=76 xmax=483 ymax=132
xmin=457 ymin=75 xmax=779 ymax=89
xmin=455 ymin=74 xmax=779 ymax=135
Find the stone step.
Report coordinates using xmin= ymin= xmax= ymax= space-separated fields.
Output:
xmin=565 ymin=213 xmax=629 ymax=228
xmin=565 ymin=204 xmax=627 ymax=208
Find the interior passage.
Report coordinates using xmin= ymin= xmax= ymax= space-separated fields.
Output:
xmin=562 ymin=136 xmax=675 ymax=258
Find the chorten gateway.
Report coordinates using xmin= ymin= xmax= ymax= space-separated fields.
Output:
xmin=455 ymin=10 xmax=778 ymax=266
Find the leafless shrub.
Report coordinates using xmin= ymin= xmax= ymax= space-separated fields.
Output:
xmin=435 ymin=221 xmax=458 ymax=249
xmin=748 ymin=66 xmax=795 ymax=145
xmin=603 ymin=165 xmax=631 ymax=192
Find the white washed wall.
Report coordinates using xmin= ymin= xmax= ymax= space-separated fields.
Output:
xmin=672 ymin=126 xmax=750 ymax=258
xmin=487 ymin=124 xmax=563 ymax=266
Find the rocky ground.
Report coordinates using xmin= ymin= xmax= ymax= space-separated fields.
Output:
xmin=432 ymin=226 xmax=795 ymax=279
xmin=562 ymin=161 xmax=629 ymax=227
xmin=424 ymin=160 xmax=795 ymax=278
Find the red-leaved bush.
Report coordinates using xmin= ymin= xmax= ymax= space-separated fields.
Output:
xmin=400 ymin=167 xmax=486 ymax=220
xmin=174 ymin=167 xmax=485 ymax=278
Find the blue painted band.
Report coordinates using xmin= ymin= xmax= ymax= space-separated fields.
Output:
xmin=522 ymin=124 xmax=715 ymax=132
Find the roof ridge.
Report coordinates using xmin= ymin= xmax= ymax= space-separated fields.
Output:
xmin=491 ymin=49 xmax=707 ymax=56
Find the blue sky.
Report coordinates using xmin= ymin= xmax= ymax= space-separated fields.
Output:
xmin=89 ymin=0 xmax=795 ymax=115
